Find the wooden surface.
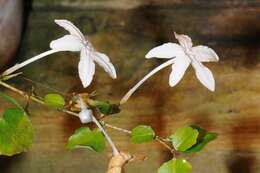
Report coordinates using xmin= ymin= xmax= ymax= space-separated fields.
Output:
xmin=0 ymin=1 xmax=260 ymax=173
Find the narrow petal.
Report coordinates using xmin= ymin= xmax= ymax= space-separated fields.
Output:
xmin=55 ymin=19 xmax=85 ymax=40
xmin=169 ymin=55 xmax=191 ymax=87
xmin=92 ymin=52 xmax=117 ymax=79
xmin=78 ymin=48 xmax=95 ymax=88
xmin=174 ymin=32 xmax=193 ymax=49
xmin=145 ymin=43 xmax=186 ymax=59
xmin=191 ymin=61 xmax=215 ymax=91
xmin=50 ymin=35 xmax=83 ymax=52
xmin=192 ymin=45 xmax=219 ymax=62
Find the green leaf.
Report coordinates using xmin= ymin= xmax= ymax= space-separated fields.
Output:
xmin=131 ymin=125 xmax=155 ymax=144
xmin=169 ymin=126 xmax=199 ymax=152
xmin=44 ymin=93 xmax=65 ymax=109
xmin=67 ymin=127 xmax=105 ymax=152
xmin=185 ymin=125 xmax=218 ymax=153
xmin=158 ymin=158 xmax=192 ymax=173
xmin=0 ymin=108 xmax=34 ymax=156
xmin=0 ymin=92 xmax=23 ymax=110
xmin=90 ymin=100 xmax=120 ymax=115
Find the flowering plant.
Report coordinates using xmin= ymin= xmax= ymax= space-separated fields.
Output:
xmin=0 ymin=19 xmax=218 ymax=173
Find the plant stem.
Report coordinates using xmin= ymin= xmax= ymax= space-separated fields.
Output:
xmin=79 ymin=98 xmax=120 ymax=156
xmin=0 ymin=80 xmax=78 ymax=117
xmin=101 ymin=121 xmax=131 ymax=134
xmin=120 ymin=58 xmax=175 ymax=105
xmin=92 ymin=116 xmax=119 ymax=156
xmin=101 ymin=121 xmax=175 ymax=154
xmin=0 ymin=80 xmax=173 ymax=155
xmin=2 ymin=50 xmax=59 ymax=76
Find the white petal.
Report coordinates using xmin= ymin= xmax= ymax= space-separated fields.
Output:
xmin=192 ymin=45 xmax=219 ymax=62
xmin=50 ymin=35 xmax=83 ymax=51
xmin=78 ymin=48 xmax=95 ymax=88
xmin=54 ymin=19 xmax=85 ymax=40
xmin=174 ymin=32 xmax=193 ymax=49
xmin=169 ymin=55 xmax=191 ymax=87
xmin=145 ymin=43 xmax=186 ymax=59
xmin=191 ymin=61 xmax=215 ymax=91
xmin=92 ymin=52 xmax=117 ymax=79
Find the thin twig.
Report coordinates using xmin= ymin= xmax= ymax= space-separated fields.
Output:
xmin=0 ymin=80 xmax=78 ymax=117
xmin=92 ymin=116 xmax=119 ymax=156
xmin=0 ymin=80 xmax=175 ymax=155
xmin=101 ymin=121 xmax=175 ymax=154
xmin=0 ymin=80 xmax=119 ymax=155
xmin=155 ymin=136 xmax=176 ymax=155
xmin=101 ymin=121 xmax=131 ymax=134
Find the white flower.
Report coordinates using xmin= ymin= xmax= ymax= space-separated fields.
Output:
xmin=146 ymin=32 xmax=218 ymax=90
xmin=50 ymin=20 xmax=117 ymax=87
xmin=120 ymin=32 xmax=219 ymax=104
xmin=3 ymin=20 xmax=117 ymax=88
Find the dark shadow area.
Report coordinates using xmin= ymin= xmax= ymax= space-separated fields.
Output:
xmin=125 ymin=4 xmax=171 ymax=44
xmin=227 ymin=155 xmax=256 ymax=173
xmin=226 ymin=117 xmax=260 ymax=173
xmin=0 ymin=154 xmax=26 ymax=172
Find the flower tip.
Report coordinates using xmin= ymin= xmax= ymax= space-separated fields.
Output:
xmin=209 ymin=87 xmax=215 ymax=92
xmin=81 ymin=80 xmax=91 ymax=88
xmin=215 ymin=54 xmax=220 ymax=62
xmin=145 ymin=52 xmax=152 ymax=59
xmin=112 ymin=74 xmax=117 ymax=79
xmin=169 ymin=82 xmax=176 ymax=88
xmin=49 ymin=40 xmax=55 ymax=49
xmin=206 ymin=84 xmax=215 ymax=92
xmin=54 ymin=19 xmax=62 ymax=24
xmin=54 ymin=19 xmax=65 ymax=23
xmin=174 ymin=32 xmax=179 ymax=38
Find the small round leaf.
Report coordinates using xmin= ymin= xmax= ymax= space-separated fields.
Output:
xmin=131 ymin=125 xmax=155 ymax=144
xmin=44 ymin=93 xmax=65 ymax=109
xmin=67 ymin=127 xmax=105 ymax=152
xmin=185 ymin=125 xmax=218 ymax=153
xmin=158 ymin=158 xmax=192 ymax=173
xmin=0 ymin=109 xmax=34 ymax=156
xmin=169 ymin=126 xmax=199 ymax=151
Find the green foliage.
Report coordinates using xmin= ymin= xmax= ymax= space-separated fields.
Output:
xmin=0 ymin=93 xmax=34 ymax=156
xmin=131 ymin=125 xmax=155 ymax=144
xmin=0 ymin=109 xmax=34 ymax=156
xmin=67 ymin=127 xmax=105 ymax=152
xmin=158 ymin=158 xmax=192 ymax=173
xmin=90 ymin=100 xmax=120 ymax=115
xmin=44 ymin=93 xmax=65 ymax=109
xmin=185 ymin=125 xmax=218 ymax=153
xmin=169 ymin=126 xmax=199 ymax=152
xmin=0 ymin=92 xmax=23 ymax=110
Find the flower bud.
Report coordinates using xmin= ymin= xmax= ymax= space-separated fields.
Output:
xmin=79 ymin=109 xmax=93 ymax=124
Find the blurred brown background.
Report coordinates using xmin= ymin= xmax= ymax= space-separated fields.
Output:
xmin=0 ymin=0 xmax=260 ymax=173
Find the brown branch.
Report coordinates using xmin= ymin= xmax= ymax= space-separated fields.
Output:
xmin=0 ymin=81 xmax=78 ymax=117
xmin=0 ymin=80 xmax=176 ymax=155
xmin=101 ymin=121 xmax=175 ymax=154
